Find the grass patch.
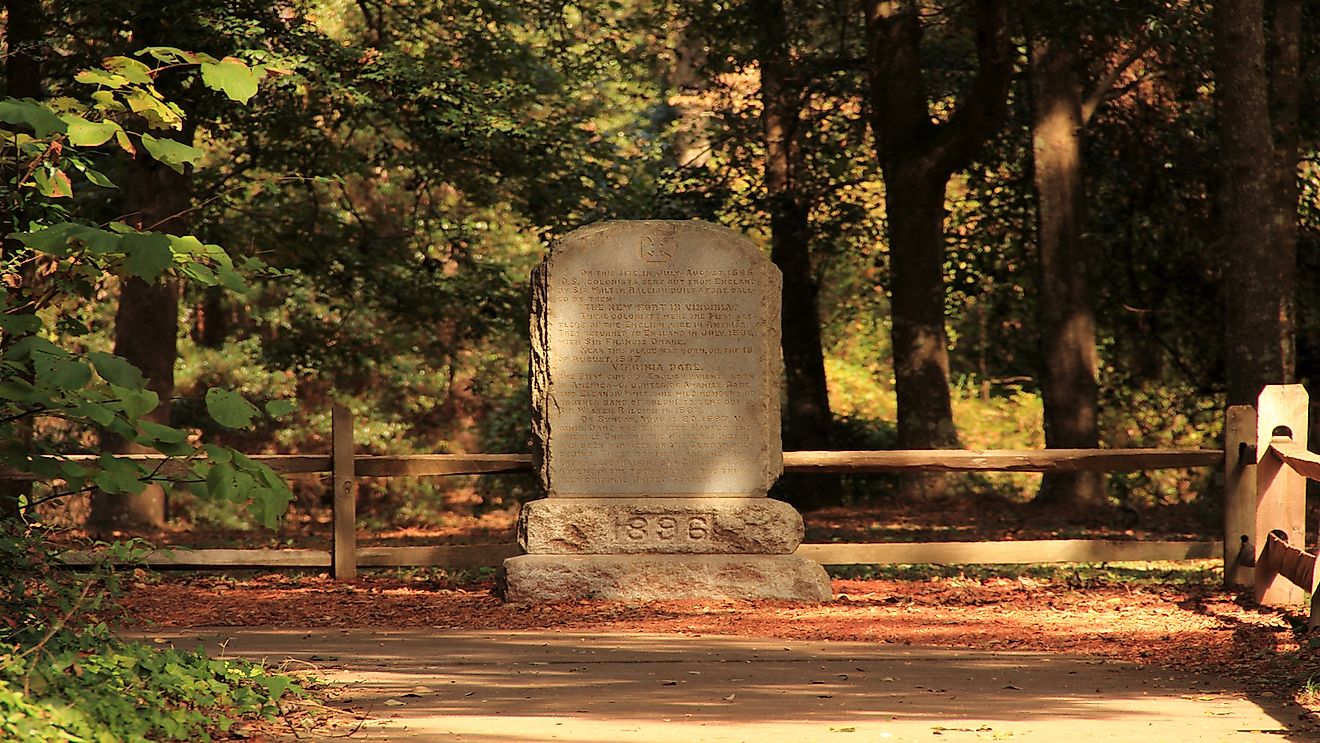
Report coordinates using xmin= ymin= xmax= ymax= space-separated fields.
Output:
xmin=826 ymin=560 xmax=1222 ymax=586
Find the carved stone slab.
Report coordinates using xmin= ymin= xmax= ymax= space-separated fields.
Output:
xmin=500 ymin=554 xmax=832 ymax=603
xmin=531 ymin=220 xmax=782 ymax=497
xmin=517 ymin=498 xmax=804 ymax=555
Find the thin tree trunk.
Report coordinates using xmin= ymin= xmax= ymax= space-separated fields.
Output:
xmin=1215 ymin=0 xmax=1292 ymax=405
xmin=1027 ymin=10 xmax=1105 ymax=513
xmin=760 ymin=0 xmax=838 ymax=511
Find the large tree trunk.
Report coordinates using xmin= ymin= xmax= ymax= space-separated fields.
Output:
xmin=1 ymin=0 xmax=45 ymax=519
xmin=760 ymin=0 xmax=837 ymax=512
xmin=1027 ymin=10 xmax=1105 ymax=513
xmin=88 ymin=149 xmax=189 ymax=532
xmin=1215 ymin=0 xmax=1293 ymax=405
xmin=863 ymin=0 xmax=1011 ymax=500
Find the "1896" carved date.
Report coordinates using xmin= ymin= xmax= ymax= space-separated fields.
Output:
xmin=622 ymin=514 xmax=710 ymax=541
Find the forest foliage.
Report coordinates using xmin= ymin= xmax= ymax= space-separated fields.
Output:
xmin=2 ymin=0 xmax=1318 ymax=524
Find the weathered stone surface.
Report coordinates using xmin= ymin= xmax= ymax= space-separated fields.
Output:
xmin=531 ymin=220 xmax=782 ymax=498
xmin=517 ymin=498 xmax=804 ymax=555
xmin=500 ymin=554 xmax=832 ymax=603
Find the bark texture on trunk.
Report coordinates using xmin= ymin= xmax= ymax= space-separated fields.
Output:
xmin=1215 ymin=0 xmax=1293 ymax=405
xmin=760 ymin=0 xmax=837 ymax=511
xmin=89 ymin=145 xmax=190 ymax=531
xmin=863 ymin=0 xmax=1012 ymax=498
xmin=1027 ymin=8 xmax=1105 ymax=512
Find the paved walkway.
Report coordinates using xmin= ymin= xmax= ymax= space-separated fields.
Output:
xmin=138 ymin=630 xmax=1309 ymax=742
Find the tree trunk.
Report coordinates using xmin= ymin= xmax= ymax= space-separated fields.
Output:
xmin=1027 ymin=10 xmax=1105 ymax=513
xmin=1266 ymin=0 xmax=1300 ymax=385
xmin=88 ymin=149 xmax=190 ymax=532
xmin=1 ymin=0 xmax=44 ymax=519
xmin=760 ymin=0 xmax=838 ymax=511
xmin=887 ymin=170 xmax=959 ymax=452
xmin=863 ymin=0 xmax=1011 ymax=500
xmin=1215 ymin=0 xmax=1292 ymax=405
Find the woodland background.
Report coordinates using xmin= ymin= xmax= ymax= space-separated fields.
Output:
xmin=3 ymin=0 xmax=1318 ymax=534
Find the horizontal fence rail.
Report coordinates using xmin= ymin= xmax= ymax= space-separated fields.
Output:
xmin=60 ymin=539 xmax=1223 ymax=571
xmin=3 ymin=448 xmax=1225 ymax=480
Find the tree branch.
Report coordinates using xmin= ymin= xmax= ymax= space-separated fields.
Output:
xmin=926 ymin=0 xmax=1014 ymax=178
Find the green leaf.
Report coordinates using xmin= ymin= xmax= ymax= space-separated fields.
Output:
xmin=34 ymin=167 xmax=74 ymax=198
xmin=0 ymin=98 xmax=68 ymax=137
xmin=200 ymin=58 xmax=260 ymax=104
xmin=94 ymin=453 xmax=146 ymax=495
xmin=205 ymin=388 xmax=260 ymax=428
xmin=139 ymin=133 xmax=202 ymax=173
xmin=206 ymin=462 xmax=237 ymax=502
xmin=74 ymin=69 xmax=130 ymax=88
xmin=38 ymin=357 xmax=92 ymax=390
xmin=103 ymin=56 xmax=154 ymax=85
xmin=12 ymin=224 xmax=77 ymax=256
xmin=0 ymin=312 xmax=42 ymax=335
xmin=89 ymin=351 xmax=147 ymax=388
xmin=203 ymin=444 xmax=232 ymax=463
xmin=70 ymin=400 xmax=116 ymax=426
xmin=138 ymin=420 xmax=187 ymax=444
xmin=137 ymin=47 xmax=200 ymax=65
xmin=62 ymin=115 xmax=123 ymax=146
xmin=111 ymin=384 xmax=159 ymax=418
xmin=121 ymin=232 xmax=174 ymax=280
xmin=82 ymin=167 xmax=117 ymax=188
xmin=264 ymin=399 xmax=297 ymax=418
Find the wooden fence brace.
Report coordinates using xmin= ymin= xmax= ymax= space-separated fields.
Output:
xmin=1253 ymin=385 xmax=1310 ymax=607
xmin=1255 ymin=531 xmax=1320 ymax=630
xmin=332 ymin=405 xmax=357 ymax=580
xmin=1223 ymin=405 xmax=1257 ymax=588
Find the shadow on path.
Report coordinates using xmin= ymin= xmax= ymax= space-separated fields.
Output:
xmin=132 ymin=629 xmax=1308 ymax=742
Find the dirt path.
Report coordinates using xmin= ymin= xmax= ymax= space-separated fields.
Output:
xmin=134 ymin=629 xmax=1309 ymax=742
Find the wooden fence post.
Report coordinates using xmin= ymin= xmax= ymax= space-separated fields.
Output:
xmin=1253 ymin=384 xmax=1309 ymax=606
xmin=1223 ymin=405 xmax=1256 ymax=588
xmin=332 ymin=405 xmax=357 ymax=580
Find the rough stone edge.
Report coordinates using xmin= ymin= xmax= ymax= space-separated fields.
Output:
xmin=516 ymin=497 xmax=804 ymax=554
xmin=499 ymin=554 xmax=832 ymax=603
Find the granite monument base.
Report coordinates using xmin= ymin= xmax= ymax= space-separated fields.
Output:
xmin=500 ymin=554 xmax=832 ymax=603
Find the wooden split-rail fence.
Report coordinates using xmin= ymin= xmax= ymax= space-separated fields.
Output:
xmin=13 ymin=385 xmax=1319 ymax=623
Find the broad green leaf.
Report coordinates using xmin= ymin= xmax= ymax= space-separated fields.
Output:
xmin=137 ymin=47 xmax=200 ymax=65
xmin=89 ymin=351 xmax=147 ymax=388
xmin=216 ymin=265 xmax=250 ymax=293
xmin=68 ymin=224 xmax=124 ymax=255
xmin=125 ymin=89 xmax=183 ymax=128
xmin=0 ymin=98 xmax=67 ymax=137
xmin=121 ymin=232 xmax=174 ymax=280
xmin=200 ymin=58 xmax=260 ymax=104
xmin=94 ymin=454 xmax=146 ymax=494
xmin=203 ymin=444 xmax=233 ymax=463
xmin=139 ymin=133 xmax=201 ymax=173
xmin=103 ymin=56 xmax=154 ymax=85
xmin=206 ymin=462 xmax=237 ymax=501
xmin=62 ymin=115 xmax=122 ymax=146
xmin=74 ymin=69 xmax=130 ymax=88
xmin=180 ymin=261 xmax=218 ymax=286
xmin=70 ymin=400 xmax=116 ymax=426
xmin=111 ymin=384 xmax=159 ymax=418
xmin=0 ymin=379 xmax=39 ymax=402
xmin=205 ymin=387 xmax=260 ymax=428
xmin=0 ymin=312 xmax=42 ymax=335
xmin=265 ymin=399 xmax=297 ymax=418
xmin=13 ymin=224 xmax=77 ymax=257
xmin=138 ymin=420 xmax=187 ymax=444
xmin=81 ymin=166 xmax=117 ymax=188
xmin=38 ymin=357 xmax=92 ymax=390
xmin=34 ymin=167 xmax=74 ymax=198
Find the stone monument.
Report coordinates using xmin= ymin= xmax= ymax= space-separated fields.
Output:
xmin=500 ymin=220 xmax=832 ymax=602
